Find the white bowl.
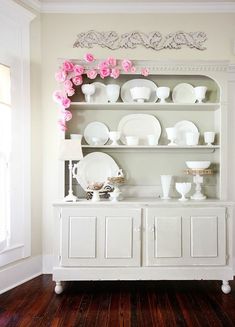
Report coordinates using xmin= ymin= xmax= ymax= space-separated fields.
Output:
xmin=175 ymin=182 xmax=191 ymax=194
xmin=126 ymin=136 xmax=139 ymax=146
xmin=130 ymin=87 xmax=151 ymax=103
xmin=186 ymin=161 xmax=211 ymax=169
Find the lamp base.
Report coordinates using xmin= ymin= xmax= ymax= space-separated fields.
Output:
xmin=63 ymin=193 xmax=78 ymax=202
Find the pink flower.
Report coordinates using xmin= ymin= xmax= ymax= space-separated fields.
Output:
xmin=106 ymin=57 xmax=116 ymax=67
xmin=131 ymin=66 xmax=136 ymax=73
xmin=55 ymin=70 xmax=67 ymax=82
xmin=87 ymin=69 xmax=98 ymax=80
xmin=122 ymin=59 xmax=133 ymax=72
xmin=141 ymin=67 xmax=149 ymax=77
xmin=58 ymin=119 xmax=67 ymax=132
xmin=61 ymin=109 xmax=72 ymax=122
xmin=53 ymin=90 xmax=63 ymax=103
xmin=72 ymin=75 xmax=83 ymax=86
xmin=62 ymin=60 xmax=74 ymax=72
xmin=110 ymin=67 xmax=120 ymax=79
xmin=84 ymin=53 xmax=95 ymax=63
xmin=66 ymin=88 xmax=75 ymax=97
xmin=64 ymin=80 xmax=73 ymax=90
xmin=60 ymin=97 xmax=71 ymax=109
xmin=74 ymin=65 xmax=84 ymax=76
xmin=100 ymin=67 xmax=110 ymax=79
xmin=98 ymin=60 xmax=109 ymax=70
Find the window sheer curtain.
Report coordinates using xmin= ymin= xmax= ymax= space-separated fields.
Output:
xmin=0 ymin=64 xmax=11 ymax=252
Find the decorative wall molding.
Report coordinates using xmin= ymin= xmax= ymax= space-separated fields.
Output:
xmin=20 ymin=0 xmax=41 ymax=11
xmin=73 ymin=30 xmax=207 ymax=51
xmin=37 ymin=1 xmax=235 ymax=14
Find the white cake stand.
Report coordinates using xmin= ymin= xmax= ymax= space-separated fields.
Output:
xmin=185 ymin=169 xmax=213 ymax=200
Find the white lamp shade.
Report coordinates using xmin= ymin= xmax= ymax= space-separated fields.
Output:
xmin=59 ymin=139 xmax=83 ymax=160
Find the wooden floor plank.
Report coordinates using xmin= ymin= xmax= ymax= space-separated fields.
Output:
xmin=0 ymin=276 xmax=235 ymax=327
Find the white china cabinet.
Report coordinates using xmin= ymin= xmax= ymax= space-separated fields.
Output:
xmin=53 ymin=60 xmax=233 ymax=295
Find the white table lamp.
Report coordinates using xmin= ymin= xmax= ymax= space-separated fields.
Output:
xmin=59 ymin=139 xmax=83 ymax=202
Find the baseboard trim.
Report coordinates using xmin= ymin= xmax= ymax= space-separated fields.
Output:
xmin=0 ymin=255 xmax=42 ymax=294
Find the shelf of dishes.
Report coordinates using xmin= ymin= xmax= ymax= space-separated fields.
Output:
xmin=69 ymin=115 xmax=218 ymax=148
xmin=79 ymin=80 xmax=214 ymax=105
xmin=81 ymin=145 xmax=220 ymax=150
xmin=70 ymin=102 xmax=220 ymax=111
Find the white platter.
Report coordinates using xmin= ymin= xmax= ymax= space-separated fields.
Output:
xmin=172 ymin=83 xmax=196 ymax=104
xmin=74 ymin=152 xmax=119 ymax=190
xmin=174 ymin=120 xmax=199 ymax=146
xmin=84 ymin=121 xmax=109 ymax=145
xmin=121 ymin=79 xmax=158 ymax=103
xmin=87 ymin=82 xmax=108 ymax=103
xmin=118 ymin=114 xmax=161 ymax=145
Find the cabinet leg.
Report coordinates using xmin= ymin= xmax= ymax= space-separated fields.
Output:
xmin=221 ymin=280 xmax=231 ymax=294
xmin=55 ymin=281 xmax=63 ymax=294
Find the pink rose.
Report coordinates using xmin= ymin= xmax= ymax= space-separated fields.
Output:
xmin=87 ymin=69 xmax=97 ymax=80
xmin=62 ymin=60 xmax=74 ymax=72
xmin=58 ymin=119 xmax=67 ymax=132
xmin=74 ymin=65 xmax=84 ymax=76
xmin=100 ymin=67 xmax=110 ymax=79
xmin=66 ymin=88 xmax=75 ymax=97
xmin=106 ymin=56 xmax=116 ymax=67
xmin=141 ymin=67 xmax=149 ymax=77
xmin=61 ymin=109 xmax=72 ymax=122
xmin=53 ymin=90 xmax=64 ymax=103
xmin=98 ymin=60 xmax=109 ymax=70
xmin=60 ymin=97 xmax=71 ymax=109
xmin=110 ymin=67 xmax=120 ymax=79
xmin=122 ymin=59 xmax=133 ymax=72
xmin=55 ymin=70 xmax=67 ymax=82
xmin=84 ymin=53 xmax=95 ymax=63
xmin=131 ymin=66 xmax=136 ymax=73
xmin=64 ymin=80 xmax=73 ymax=90
xmin=72 ymin=75 xmax=83 ymax=86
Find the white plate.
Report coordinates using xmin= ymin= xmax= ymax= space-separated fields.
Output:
xmin=87 ymin=82 xmax=108 ymax=103
xmin=121 ymin=79 xmax=158 ymax=103
xmin=118 ymin=114 xmax=161 ymax=145
xmin=172 ymin=83 xmax=196 ymax=104
xmin=174 ymin=120 xmax=199 ymax=146
xmin=84 ymin=121 xmax=109 ymax=145
xmin=74 ymin=152 xmax=119 ymax=190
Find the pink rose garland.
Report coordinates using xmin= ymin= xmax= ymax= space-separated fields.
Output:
xmin=62 ymin=60 xmax=74 ymax=72
xmin=84 ymin=53 xmax=95 ymax=63
xmin=122 ymin=59 xmax=133 ymax=72
xmin=87 ymin=69 xmax=97 ymax=79
xmin=72 ymin=75 xmax=83 ymax=86
xmin=141 ymin=67 xmax=149 ymax=77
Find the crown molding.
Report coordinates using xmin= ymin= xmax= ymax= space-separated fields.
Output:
xmin=38 ymin=1 xmax=235 ymax=14
xmin=1 ymin=0 xmax=35 ymax=22
xmin=19 ymin=0 xmax=42 ymax=11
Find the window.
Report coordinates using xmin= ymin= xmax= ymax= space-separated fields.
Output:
xmin=0 ymin=64 xmax=11 ymax=252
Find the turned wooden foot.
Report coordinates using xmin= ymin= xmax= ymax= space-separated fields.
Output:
xmin=55 ymin=281 xmax=63 ymax=294
xmin=221 ymin=280 xmax=231 ymax=294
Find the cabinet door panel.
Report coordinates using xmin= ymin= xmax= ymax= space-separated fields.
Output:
xmin=105 ymin=217 xmax=133 ymax=259
xmin=155 ymin=217 xmax=182 ymax=258
xmin=69 ymin=217 xmax=96 ymax=258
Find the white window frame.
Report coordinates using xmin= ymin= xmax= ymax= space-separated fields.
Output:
xmin=0 ymin=0 xmax=35 ymax=266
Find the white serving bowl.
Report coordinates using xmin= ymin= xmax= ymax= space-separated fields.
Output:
xmin=175 ymin=182 xmax=192 ymax=201
xmin=186 ymin=161 xmax=211 ymax=169
xmin=130 ymin=87 xmax=151 ymax=103
xmin=125 ymin=136 xmax=139 ymax=146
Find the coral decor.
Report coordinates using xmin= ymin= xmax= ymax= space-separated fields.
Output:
xmin=53 ymin=53 xmax=150 ymax=131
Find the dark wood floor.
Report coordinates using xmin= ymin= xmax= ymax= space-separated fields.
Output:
xmin=1 ymin=275 xmax=235 ymax=327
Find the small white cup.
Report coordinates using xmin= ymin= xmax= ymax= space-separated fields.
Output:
xmin=126 ymin=136 xmax=139 ymax=146
xmin=157 ymin=87 xmax=170 ymax=103
xmin=185 ymin=132 xmax=200 ymax=146
xmin=204 ymin=131 xmax=215 ymax=146
xmin=70 ymin=134 xmax=83 ymax=140
xmin=194 ymin=86 xmax=207 ymax=103
xmin=147 ymin=134 xmax=158 ymax=146
xmin=106 ymin=84 xmax=120 ymax=103
xmin=166 ymin=127 xmax=177 ymax=146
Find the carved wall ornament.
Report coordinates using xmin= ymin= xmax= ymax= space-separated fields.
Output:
xmin=73 ymin=30 xmax=207 ymax=51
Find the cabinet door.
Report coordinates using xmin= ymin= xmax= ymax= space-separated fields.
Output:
xmin=61 ymin=208 xmax=102 ymax=266
xmin=146 ymin=207 xmax=226 ymax=266
xmin=146 ymin=208 xmax=185 ymax=266
xmin=102 ymin=209 xmax=141 ymax=266
xmin=188 ymin=208 xmax=226 ymax=265
xmin=60 ymin=207 xmax=141 ymax=267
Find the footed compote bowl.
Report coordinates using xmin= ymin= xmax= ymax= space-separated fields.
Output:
xmin=108 ymin=176 xmax=125 ymax=202
xmin=81 ymin=84 xmax=95 ymax=103
xmin=87 ymin=182 xmax=104 ymax=202
xmin=109 ymin=131 xmax=121 ymax=146
xmin=175 ymin=182 xmax=191 ymax=201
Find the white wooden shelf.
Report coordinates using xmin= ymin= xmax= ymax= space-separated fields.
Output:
xmin=81 ymin=145 xmax=220 ymax=152
xmin=70 ymin=102 xmax=220 ymax=111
